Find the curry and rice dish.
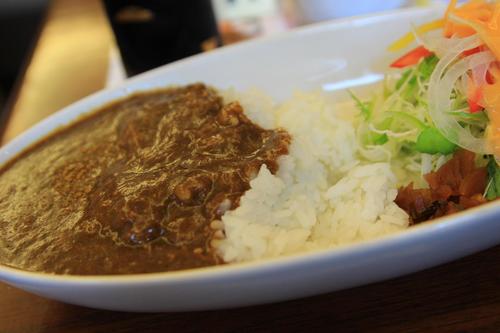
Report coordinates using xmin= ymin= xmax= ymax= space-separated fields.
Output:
xmin=0 ymin=0 xmax=499 ymax=275
xmin=0 ymin=84 xmax=290 ymax=274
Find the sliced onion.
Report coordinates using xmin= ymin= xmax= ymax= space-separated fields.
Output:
xmin=428 ymin=35 xmax=494 ymax=154
xmin=419 ymin=30 xmax=474 ymax=59
xmin=471 ymin=62 xmax=489 ymax=87
xmin=418 ymin=30 xmax=447 ymax=57
xmin=468 ymin=50 xmax=491 ymax=87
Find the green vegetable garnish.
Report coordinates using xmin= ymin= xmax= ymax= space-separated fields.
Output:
xmin=373 ymin=134 xmax=389 ymax=145
xmin=395 ymin=55 xmax=438 ymax=102
xmin=350 ymin=52 xmax=483 ymax=175
xmin=349 ymin=91 xmax=387 ymax=145
xmin=417 ymin=55 xmax=438 ymax=80
xmin=414 ymin=127 xmax=457 ymax=154
xmin=402 ymin=76 xmax=418 ymax=102
xmin=485 ymin=157 xmax=500 ymax=200
xmin=348 ymin=90 xmax=372 ymax=120
xmin=385 ymin=111 xmax=427 ymax=130
xmin=364 ymin=131 xmax=388 ymax=145
xmin=395 ymin=69 xmax=412 ymax=90
xmin=446 ymin=110 xmax=488 ymax=123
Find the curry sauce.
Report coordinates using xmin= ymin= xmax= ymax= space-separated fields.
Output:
xmin=0 ymin=84 xmax=290 ymax=275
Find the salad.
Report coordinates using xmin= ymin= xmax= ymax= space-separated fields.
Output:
xmin=351 ymin=0 xmax=500 ymax=223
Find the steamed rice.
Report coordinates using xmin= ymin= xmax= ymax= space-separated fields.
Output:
xmin=216 ymin=90 xmax=409 ymax=263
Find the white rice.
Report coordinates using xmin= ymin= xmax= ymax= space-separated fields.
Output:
xmin=217 ymin=89 xmax=409 ymax=263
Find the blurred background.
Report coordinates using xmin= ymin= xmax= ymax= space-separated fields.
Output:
xmin=0 ymin=0 xmax=444 ymax=143
xmin=0 ymin=0 xmax=47 ymax=111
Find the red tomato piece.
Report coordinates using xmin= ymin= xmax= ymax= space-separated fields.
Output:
xmin=390 ymin=46 xmax=433 ymax=68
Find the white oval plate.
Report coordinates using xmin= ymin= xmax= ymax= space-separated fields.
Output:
xmin=1 ymin=5 xmax=500 ymax=312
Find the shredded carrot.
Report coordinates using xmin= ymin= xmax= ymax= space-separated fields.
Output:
xmin=444 ymin=0 xmax=500 ymax=60
xmin=483 ymin=66 xmax=500 ymax=156
xmin=390 ymin=0 xmax=500 ymax=59
xmin=489 ymin=4 xmax=500 ymax=30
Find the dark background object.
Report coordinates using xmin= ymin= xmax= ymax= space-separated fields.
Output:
xmin=0 ymin=0 xmax=48 ymax=112
xmin=103 ymin=0 xmax=220 ymax=77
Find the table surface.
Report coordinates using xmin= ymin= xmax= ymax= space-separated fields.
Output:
xmin=1 ymin=0 xmax=500 ymax=332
